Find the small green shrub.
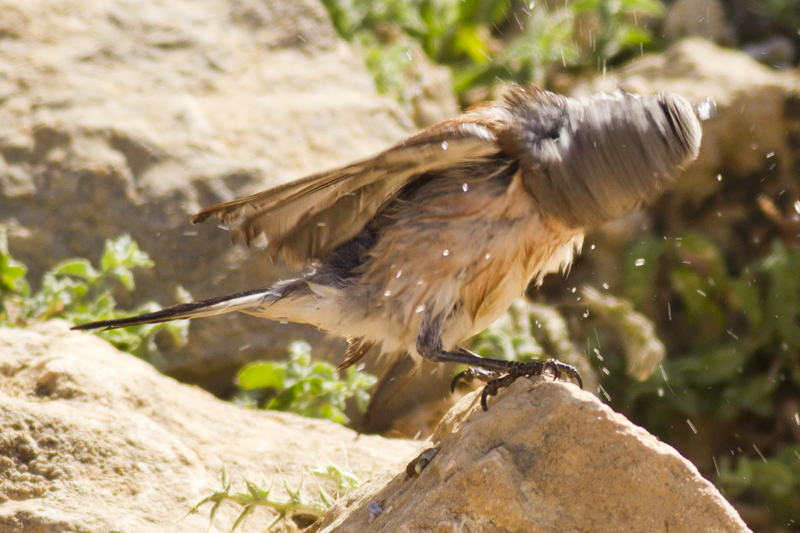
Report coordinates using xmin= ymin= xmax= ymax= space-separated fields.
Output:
xmin=0 ymin=229 xmax=188 ymax=368
xmin=321 ymin=0 xmax=664 ymax=104
xmin=235 ymin=340 xmax=377 ymax=425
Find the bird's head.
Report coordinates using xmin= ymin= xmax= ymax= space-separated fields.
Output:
xmin=503 ymin=88 xmax=703 ymax=228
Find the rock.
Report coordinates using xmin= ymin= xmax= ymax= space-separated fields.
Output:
xmin=0 ymin=321 xmax=423 ymax=532
xmin=663 ymin=0 xmax=733 ymax=45
xmin=317 ymin=379 xmax=751 ymax=533
xmin=1 ymin=322 xmax=749 ymax=532
xmin=0 ymin=0 xmax=412 ymax=394
xmin=744 ymin=36 xmax=797 ymax=69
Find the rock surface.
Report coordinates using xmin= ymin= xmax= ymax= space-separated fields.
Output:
xmin=0 ymin=0 xmax=411 ymax=394
xmin=0 ymin=321 xmax=423 ymax=532
xmin=0 ymin=322 xmax=749 ymax=532
xmin=317 ymin=378 xmax=751 ymax=533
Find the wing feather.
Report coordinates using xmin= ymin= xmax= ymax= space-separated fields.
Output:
xmin=191 ymin=120 xmax=502 ymax=265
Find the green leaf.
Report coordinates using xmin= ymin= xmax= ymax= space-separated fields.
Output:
xmin=623 ymin=235 xmax=665 ymax=307
xmin=52 ymin=259 xmax=100 ymax=282
xmin=729 ymin=277 xmax=763 ymax=329
xmin=0 ymin=227 xmax=29 ymax=296
xmin=685 ymin=344 xmax=748 ymax=387
xmin=238 ymin=362 xmax=286 ymax=390
xmin=722 ymin=376 xmax=777 ymax=418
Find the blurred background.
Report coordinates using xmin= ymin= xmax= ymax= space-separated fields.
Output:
xmin=0 ymin=0 xmax=798 ymax=530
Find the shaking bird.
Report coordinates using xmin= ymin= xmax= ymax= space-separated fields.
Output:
xmin=73 ymin=86 xmax=702 ymax=415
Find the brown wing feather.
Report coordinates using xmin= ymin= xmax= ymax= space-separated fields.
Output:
xmin=190 ymin=119 xmax=503 ymax=266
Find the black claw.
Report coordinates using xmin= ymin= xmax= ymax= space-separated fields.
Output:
xmin=451 ymin=367 xmax=504 ymax=392
xmin=450 ymin=370 xmax=472 ymax=392
xmin=453 ymin=358 xmax=583 ymax=411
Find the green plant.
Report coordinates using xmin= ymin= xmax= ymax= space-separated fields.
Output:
xmin=0 ymin=229 xmax=188 ymax=368
xmin=597 ymin=233 xmax=800 ymax=525
xmin=189 ymin=461 xmax=365 ymax=532
xmin=716 ymin=445 xmax=800 ymax=527
xmin=236 ymin=340 xmax=377 ymax=425
xmin=320 ymin=0 xmax=665 ymax=104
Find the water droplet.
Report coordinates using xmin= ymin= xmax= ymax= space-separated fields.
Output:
xmin=635 ymin=258 xmax=645 ymax=266
xmin=602 ymin=283 xmax=609 ymax=289
xmin=696 ymin=289 xmax=707 ymax=297
xmin=415 ymin=305 xmax=425 ymax=314
xmin=442 ymin=249 xmax=450 ymax=257
xmin=462 ymin=183 xmax=468 ymax=192
xmin=766 ymin=152 xmax=775 ymax=158
xmin=484 ymin=253 xmax=491 ymax=260
xmin=794 ymin=200 xmax=800 ymax=214
xmin=657 ymin=387 xmax=664 ymax=397
xmin=384 ymin=290 xmax=392 ymax=297
xmin=717 ymin=174 xmax=722 ymax=181
xmin=695 ymin=98 xmax=717 ymax=121
xmin=396 ymin=270 xmax=403 ymax=278
xmin=441 ymin=141 xmax=448 ymax=151
xmin=686 ymin=419 xmax=698 ymax=434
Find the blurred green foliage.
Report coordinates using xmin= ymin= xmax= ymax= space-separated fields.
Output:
xmin=0 ymin=229 xmax=188 ymax=368
xmin=619 ymin=235 xmax=799 ymax=426
xmin=616 ymin=234 xmax=800 ymax=524
xmin=764 ymin=0 xmax=800 ymax=31
xmin=235 ymin=340 xmax=377 ymax=425
xmin=321 ymin=0 xmax=663 ymax=105
xmin=717 ymin=445 xmax=800 ymax=527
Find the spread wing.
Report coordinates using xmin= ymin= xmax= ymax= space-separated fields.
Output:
xmin=191 ymin=119 xmax=503 ymax=266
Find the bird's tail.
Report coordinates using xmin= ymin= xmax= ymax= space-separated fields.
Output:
xmin=71 ymin=286 xmax=285 ymax=331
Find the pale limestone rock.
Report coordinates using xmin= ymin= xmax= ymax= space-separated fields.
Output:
xmin=0 ymin=321 xmax=423 ymax=532
xmin=0 ymin=0 xmax=412 ymax=393
xmin=663 ymin=0 xmax=733 ymax=45
xmin=318 ymin=379 xmax=751 ymax=533
xmin=0 ymin=322 xmax=749 ymax=532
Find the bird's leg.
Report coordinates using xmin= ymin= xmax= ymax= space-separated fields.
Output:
xmin=417 ymin=313 xmax=582 ymax=411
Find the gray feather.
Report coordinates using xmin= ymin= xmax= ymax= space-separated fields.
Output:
xmin=501 ymin=88 xmax=702 ymax=227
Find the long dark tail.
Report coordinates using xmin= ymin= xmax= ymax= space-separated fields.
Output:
xmin=71 ymin=286 xmax=285 ymax=331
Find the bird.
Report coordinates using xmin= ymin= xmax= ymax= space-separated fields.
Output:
xmin=73 ymin=85 xmax=702 ymax=417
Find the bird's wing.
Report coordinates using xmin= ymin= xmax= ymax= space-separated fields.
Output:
xmin=191 ymin=119 xmax=503 ymax=266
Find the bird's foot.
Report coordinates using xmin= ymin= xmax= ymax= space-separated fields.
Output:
xmin=452 ymin=358 xmax=583 ymax=411
xmin=450 ymin=367 xmax=503 ymax=392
